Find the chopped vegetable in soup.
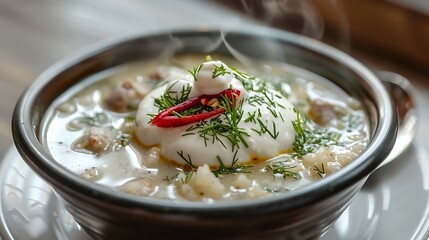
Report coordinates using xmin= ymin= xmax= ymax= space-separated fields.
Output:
xmin=43 ymin=55 xmax=369 ymax=201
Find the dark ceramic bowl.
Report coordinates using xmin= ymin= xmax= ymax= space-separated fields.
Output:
xmin=12 ymin=27 xmax=397 ymax=240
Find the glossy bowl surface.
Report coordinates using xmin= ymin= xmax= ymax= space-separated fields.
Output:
xmin=12 ymin=27 xmax=397 ymax=240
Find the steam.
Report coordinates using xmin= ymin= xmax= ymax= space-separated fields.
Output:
xmin=239 ymin=0 xmax=325 ymax=39
xmin=236 ymin=0 xmax=351 ymax=51
xmin=145 ymin=0 xmax=351 ymax=73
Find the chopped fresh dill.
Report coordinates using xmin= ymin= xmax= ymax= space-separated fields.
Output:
xmin=230 ymin=66 xmax=255 ymax=91
xmin=252 ymin=119 xmax=279 ymax=139
xmin=163 ymin=172 xmax=193 ymax=184
xmin=244 ymin=111 xmax=257 ymax=123
xmin=163 ymin=173 xmax=179 ymax=183
xmin=177 ymin=150 xmax=196 ymax=169
xmin=153 ymin=81 xmax=192 ymax=111
xmin=188 ymin=64 xmax=202 ymax=81
xmin=180 ymin=172 xmax=194 ymax=184
xmin=212 ymin=64 xmax=229 ymax=78
xmin=291 ymin=111 xmax=310 ymax=158
xmin=212 ymin=153 xmax=252 ymax=177
xmin=265 ymin=160 xmax=301 ymax=179
xmin=152 ymin=82 xmax=213 ymax=121
xmin=261 ymin=89 xmax=275 ymax=106
xmin=182 ymin=92 xmax=251 ymax=151
xmin=220 ymin=95 xmax=250 ymax=150
xmin=272 ymin=81 xmax=290 ymax=99
xmin=267 ymin=107 xmax=278 ymax=118
xmin=279 ymin=112 xmax=285 ymax=122
xmin=77 ymin=112 xmax=108 ymax=127
xmin=345 ymin=113 xmax=363 ymax=132
xmin=185 ymin=116 xmax=229 ymax=148
xmin=291 ymin=110 xmax=342 ymax=158
xmin=314 ymin=163 xmax=326 ymax=178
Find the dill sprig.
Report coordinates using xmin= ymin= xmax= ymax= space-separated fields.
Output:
xmin=251 ymin=118 xmax=279 ymax=139
xmin=163 ymin=172 xmax=193 ymax=184
xmin=220 ymin=95 xmax=250 ymax=150
xmin=291 ymin=111 xmax=310 ymax=158
xmin=154 ymin=82 xmax=192 ymax=111
xmin=183 ymin=91 xmax=250 ymax=151
xmin=212 ymin=152 xmax=252 ymax=177
xmin=177 ymin=150 xmax=196 ymax=169
xmin=180 ymin=172 xmax=194 ymax=184
xmin=151 ymin=82 xmax=211 ymax=120
xmin=314 ymin=163 xmax=326 ymax=178
xmin=185 ymin=116 xmax=229 ymax=148
xmin=163 ymin=173 xmax=179 ymax=183
xmin=291 ymin=110 xmax=342 ymax=158
xmin=212 ymin=64 xmax=229 ymax=78
xmin=229 ymin=66 xmax=255 ymax=91
xmin=188 ymin=64 xmax=202 ymax=81
xmin=246 ymin=86 xmax=285 ymax=121
xmin=244 ymin=111 xmax=257 ymax=123
xmin=345 ymin=113 xmax=363 ymax=132
xmin=77 ymin=112 xmax=108 ymax=127
xmin=265 ymin=160 xmax=301 ymax=179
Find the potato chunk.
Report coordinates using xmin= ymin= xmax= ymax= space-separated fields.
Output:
xmin=180 ymin=164 xmax=225 ymax=200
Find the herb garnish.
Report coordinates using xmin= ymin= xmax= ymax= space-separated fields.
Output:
xmin=185 ymin=116 xmax=229 ymax=148
xmin=219 ymin=95 xmax=250 ymax=150
xmin=153 ymin=60 xmax=290 ymax=149
xmin=163 ymin=173 xmax=178 ymax=183
xmin=314 ymin=163 xmax=326 ymax=178
xmin=154 ymin=82 xmax=192 ymax=112
xmin=212 ymin=64 xmax=229 ymax=78
xmin=177 ymin=150 xmax=196 ymax=169
xmin=345 ymin=113 xmax=363 ymax=132
xmin=291 ymin=110 xmax=341 ymax=158
xmin=188 ymin=64 xmax=202 ymax=81
xmin=212 ymin=152 xmax=252 ymax=177
xmin=166 ymin=151 xmax=252 ymax=181
xmin=251 ymin=118 xmax=279 ymax=139
xmin=71 ymin=112 xmax=108 ymax=128
xmin=183 ymin=90 xmax=249 ymax=150
xmin=265 ymin=160 xmax=301 ymax=179
xmin=164 ymin=171 xmax=193 ymax=184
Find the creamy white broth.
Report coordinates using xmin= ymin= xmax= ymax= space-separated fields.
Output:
xmin=42 ymin=55 xmax=369 ymax=201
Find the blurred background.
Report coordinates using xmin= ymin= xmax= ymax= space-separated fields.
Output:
xmin=217 ymin=0 xmax=429 ymax=72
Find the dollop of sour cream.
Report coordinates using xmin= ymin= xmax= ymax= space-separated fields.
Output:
xmin=135 ymin=60 xmax=297 ymax=167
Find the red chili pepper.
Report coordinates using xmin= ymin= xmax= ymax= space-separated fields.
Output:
xmin=151 ymin=89 xmax=240 ymax=128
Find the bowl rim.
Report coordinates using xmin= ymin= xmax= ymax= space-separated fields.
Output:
xmin=12 ymin=26 xmax=397 ymax=215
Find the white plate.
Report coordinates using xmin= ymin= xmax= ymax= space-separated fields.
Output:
xmin=1 ymin=139 xmax=429 ymax=240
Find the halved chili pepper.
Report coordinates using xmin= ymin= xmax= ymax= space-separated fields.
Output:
xmin=151 ymin=89 xmax=240 ymax=128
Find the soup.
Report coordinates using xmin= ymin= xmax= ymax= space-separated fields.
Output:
xmin=42 ymin=55 xmax=369 ymax=202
